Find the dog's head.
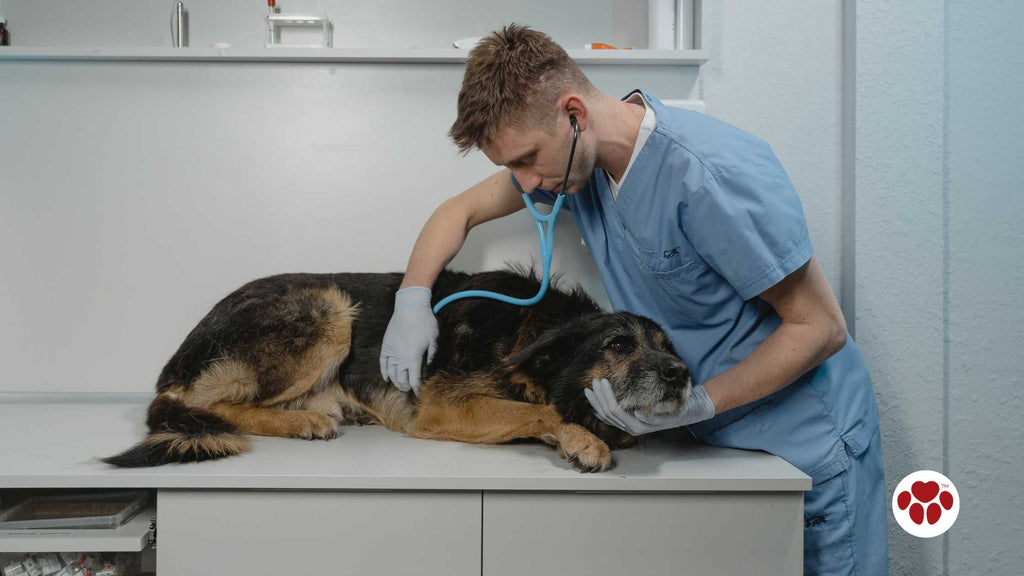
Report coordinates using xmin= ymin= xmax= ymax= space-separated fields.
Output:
xmin=504 ymin=311 xmax=691 ymax=446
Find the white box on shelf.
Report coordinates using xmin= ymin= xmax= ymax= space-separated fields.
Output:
xmin=266 ymin=13 xmax=332 ymax=48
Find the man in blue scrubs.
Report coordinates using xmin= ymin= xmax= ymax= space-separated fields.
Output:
xmin=380 ymin=25 xmax=888 ymax=575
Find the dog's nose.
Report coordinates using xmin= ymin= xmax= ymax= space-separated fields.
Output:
xmin=660 ymin=362 xmax=688 ymax=384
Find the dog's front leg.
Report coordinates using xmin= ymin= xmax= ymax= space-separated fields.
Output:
xmin=411 ymin=395 xmax=612 ymax=472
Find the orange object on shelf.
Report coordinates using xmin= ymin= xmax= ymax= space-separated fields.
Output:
xmin=584 ymin=43 xmax=633 ymax=50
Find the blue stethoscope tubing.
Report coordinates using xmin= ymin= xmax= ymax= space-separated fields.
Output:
xmin=432 ymin=116 xmax=578 ymax=315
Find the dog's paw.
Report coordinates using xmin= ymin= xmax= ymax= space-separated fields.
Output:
xmin=291 ymin=412 xmax=341 ymax=441
xmin=340 ymin=405 xmax=379 ymax=426
xmin=557 ymin=424 xmax=613 ymax=473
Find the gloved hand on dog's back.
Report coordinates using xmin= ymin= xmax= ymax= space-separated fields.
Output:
xmin=585 ymin=377 xmax=716 ymax=436
xmin=380 ymin=286 xmax=438 ymax=396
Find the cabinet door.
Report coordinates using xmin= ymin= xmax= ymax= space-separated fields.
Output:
xmin=483 ymin=492 xmax=802 ymax=576
xmin=158 ymin=490 xmax=480 ymax=576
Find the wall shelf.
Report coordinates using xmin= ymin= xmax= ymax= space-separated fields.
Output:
xmin=0 ymin=47 xmax=709 ymax=66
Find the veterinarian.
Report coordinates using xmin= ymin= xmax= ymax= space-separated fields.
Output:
xmin=380 ymin=24 xmax=887 ymax=575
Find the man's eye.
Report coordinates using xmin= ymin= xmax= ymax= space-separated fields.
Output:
xmin=509 ymin=155 xmax=535 ymax=169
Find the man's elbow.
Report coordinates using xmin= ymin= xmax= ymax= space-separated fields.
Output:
xmin=822 ymin=312 xmax=848 ymax=359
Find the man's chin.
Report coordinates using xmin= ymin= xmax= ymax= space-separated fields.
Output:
xmin=564 ymin=180 xmax=586 ymax=195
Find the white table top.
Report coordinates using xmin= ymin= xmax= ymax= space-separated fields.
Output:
xmin=0 ymin=400 xmax=810 ymax=492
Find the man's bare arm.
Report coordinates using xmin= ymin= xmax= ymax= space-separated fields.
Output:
xmin=702 ymin=256 xmax=848 ymax=413
xmin=400 ymin=170 xmax=525 ymax=289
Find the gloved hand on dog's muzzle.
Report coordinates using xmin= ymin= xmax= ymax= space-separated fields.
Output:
xmin=585 ymin=378 xmax=716 ymax=435
xmin=380 ymin=286 xmax=438 ymax=396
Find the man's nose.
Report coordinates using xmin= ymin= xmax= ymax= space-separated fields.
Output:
xmin=511 ymin=168 xmax=543 ymax=192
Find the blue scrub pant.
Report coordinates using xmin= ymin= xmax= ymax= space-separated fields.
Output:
xmin=803 ymin=428 xmax=889 ymax=575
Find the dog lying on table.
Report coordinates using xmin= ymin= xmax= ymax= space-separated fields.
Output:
xmin=104 ymin=266 xmax=692 ymax=472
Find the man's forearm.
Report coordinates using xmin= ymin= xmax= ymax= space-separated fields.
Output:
xmin=702 ymin=318 xmax=845 ymax=415
xmin=399 ymin=171 xmax=523 ymax=290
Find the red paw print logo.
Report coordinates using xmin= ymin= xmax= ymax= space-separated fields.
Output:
xmin=892 ymin=470 xmax=960 ymax=538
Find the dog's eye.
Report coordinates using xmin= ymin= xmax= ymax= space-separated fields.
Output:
xmin=607 ymin=336 xmax=634 ymax=353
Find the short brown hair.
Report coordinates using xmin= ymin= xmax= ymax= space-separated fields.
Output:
xmin=449 ymin=24 xmax=595 ymax=154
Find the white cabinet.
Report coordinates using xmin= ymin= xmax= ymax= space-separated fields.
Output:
xmin=157 ymin=490 xmax=481 ymax=576
xmin=482 ymin=492 xmax=804 ymax=576
xmin=156 ymin=489 xmax=802 ymax=576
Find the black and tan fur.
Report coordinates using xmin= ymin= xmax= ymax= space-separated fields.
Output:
xmin=104 ymin=266 xmax=692 ymax=472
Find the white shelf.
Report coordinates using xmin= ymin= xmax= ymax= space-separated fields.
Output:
xmin=0 ymin=507 xmax=155 ymax=553
xmin=0 ymin=47 xmax=709 ymax=66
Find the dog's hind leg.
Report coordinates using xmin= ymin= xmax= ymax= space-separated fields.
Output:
xmin=410 ymin=385 xmax=612 ymax=472
xmin=166 ymin=352 xmax=345 ymax=440
xmin=256 ymin=285 xmax=358 ymax=408
xmin=207 ymin=402 xmax=340 ymax=440
xmin=184 ymin=287 xmax=357 ymax=441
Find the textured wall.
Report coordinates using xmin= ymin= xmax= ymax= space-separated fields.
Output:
xmin=856 ymin=0 xmax=946 ymax=572
xmin=947 ymin=0 xmax=1024 ymax=573
xmin=858 ymin=0 xmax=1024 ymax=574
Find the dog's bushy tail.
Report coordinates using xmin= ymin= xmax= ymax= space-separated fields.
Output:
xmin=103 ymin=395 xmax=251 ymax=467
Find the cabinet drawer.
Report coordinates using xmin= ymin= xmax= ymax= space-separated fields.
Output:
xmin=483 ymin=491 xmax=802 ymax=576
xmin=158 ymin=490 xmax=480 ymax=576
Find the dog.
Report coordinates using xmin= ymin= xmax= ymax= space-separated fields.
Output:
xmin=103 ymin=266 xmax=692 ymax=472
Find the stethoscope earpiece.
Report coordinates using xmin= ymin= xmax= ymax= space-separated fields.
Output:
xmin=569 ymin=114 xmax=578 ymax=127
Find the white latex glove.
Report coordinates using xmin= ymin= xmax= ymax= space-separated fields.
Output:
xmin=584 ymin=377 xmax=716 ymax=435
xmin=379 ymin=287 xmax=438 ymax=396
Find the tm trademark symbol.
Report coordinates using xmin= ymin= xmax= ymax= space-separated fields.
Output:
xmin=941 ymin=484 xmax=949 ymax=488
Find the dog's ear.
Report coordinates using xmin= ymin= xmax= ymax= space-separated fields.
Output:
xmin=503 ymin=326 xmax=581 ymax=376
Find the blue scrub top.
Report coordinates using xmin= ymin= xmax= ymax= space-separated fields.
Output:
xmin=520 ymin=91 xmax=880 ymax=484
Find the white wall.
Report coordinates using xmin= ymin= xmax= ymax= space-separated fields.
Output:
xmin=0 ymin=59 xmax=698 ymax=395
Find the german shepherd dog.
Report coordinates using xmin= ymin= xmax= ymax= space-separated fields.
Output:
xmin=104 ymin=267 xmax=692 ymax=472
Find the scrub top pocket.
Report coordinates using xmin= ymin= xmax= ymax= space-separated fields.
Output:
xmin=620 ymin=216 xmax=705 ymax=277
xmin=620 ymin=224 xmax=729 ymax=318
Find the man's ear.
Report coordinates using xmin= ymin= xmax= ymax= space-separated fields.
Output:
xmin=559 ymin=94 xmax=588 ymax=132
xmin=504 ymin=327 xmax=578 ymax=375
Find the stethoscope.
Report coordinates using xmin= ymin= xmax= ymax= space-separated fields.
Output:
xmin=433 ymin=115 xmax=578 ymax=314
